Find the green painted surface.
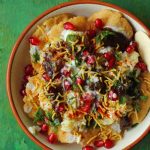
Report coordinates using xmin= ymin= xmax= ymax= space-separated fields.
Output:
xmin=0 ymin=0 xmax=149 ymax=149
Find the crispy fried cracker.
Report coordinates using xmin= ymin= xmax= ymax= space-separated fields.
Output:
xmin=88 ymin=9 xmax=133 ymax=39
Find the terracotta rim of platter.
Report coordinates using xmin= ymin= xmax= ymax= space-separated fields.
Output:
xmin=6 ymin=1 xmax=150 ymax=150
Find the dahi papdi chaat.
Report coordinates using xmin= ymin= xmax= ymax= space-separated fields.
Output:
xmin=20 ymin=9 xmax=150 ymax=150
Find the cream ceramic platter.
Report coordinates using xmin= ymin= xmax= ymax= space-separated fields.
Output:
xmin=8 ymin=2 xmax=150 ymax=150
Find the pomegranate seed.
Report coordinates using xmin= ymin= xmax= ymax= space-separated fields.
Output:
xmin=104 ymin=139 xmax=114 ymax=149
xmin=82 ymin=145 xmax=94 ymax=150
xmin=42 ymin=73 xmax=51 ymax=81
xmin=76 ymin=77 xmax=84 ymax=85
xmin=83 ymin=93 xmax=93 ymax=102
xmin=108 ymin=90 xmax=118 ymax=101
xmin=131 ymin=41 xmax=138 ymax=48
xmin=58 ymin=105 xmax=65 ymax=112
xmin=81 ymin=104 xmax=91 ymax=113
xmin=29 ymin=36 xmax=40 ymax=45
xmin=126 ymin=45 xmax=134 ymax=53
xmin=41 ymin=124 xmax=48 ymax=132
xmin=64 ymin=22 xmax=76 ymax=30
xmin=136 ymin=61 xmax=147 ymax=72
xmin=104 ymin=52 xmax=113 ymax=60
xmin=95 ymin=18 xmax=103 ymax=29
xmin=55 ymin=104 xmax=65 ymax=112
xmin=94 ymin=140 xmax=104 ymax=147
xmin=25 ymin=64 xmax=33 ymax=76
xmin=82 ymin=50 xmax=89 ymax=57
xmin=64 ymin=80 xmax=71 ymax=91
xmin=48 ymin=133 xmax=58 ymax=144
xmin=24 ymin=75 xmax=30 ymax=82
xmin=108 ymin=56 xmax=115 ymax=69
xmin=87 ymin=30 xmax=96 ymax=38
xmin=20 ymin=82 xmax=26 ymax=96
xmin=63 ymin=70 xmax=71 ymax=77
xmin=20 ymin=88 xmax=26 ymax=96
xmin=108 ymin=90 xmax=113 ymax=99
xmin=87 ymin=55 xmax=95 ymax=65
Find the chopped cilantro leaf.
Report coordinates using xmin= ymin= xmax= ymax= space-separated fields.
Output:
xmin=95 ymin=30 xmax=115 ymax=44
xmin=46 ymin=111 xmax=61 ymax=127
xmin=50 ymin=118 xmax=60 ymax=127
xmin=120 ymin=96 xmax=127 ymax=104
xmin=71 ymin=73 xmax=77 ymax=81
xmin=34 ymin=108 xmax=45 ymax=123
xmin=115 ymin=51 xmax=122 ymax=61
xmin=140 ymin=96 xmax=148 ymax=101
xmin=66 ymin=34 xmax=79 ymax=43
xmin=73 ymin=84 xmax=78 ymax=90
xmin=45 ymin=111 xmax=53 ymax=120
xmin=97 ymin=114 xmax=102 ymax=119
xmin=47 ymin=96 xmax=51 ymax=99
xmin=75 ymin=58 xmax=81 ymax=66
xmin=74 ymin=46 xmax=78 ymax=52
xmin=113 ymin=80 xmax=121 ymax=88
xmin=128 ymin=69 xmax=140 ymax=79
xmin=53 ymin=118 xmax=60 ymax=126
xmin=81 ymin=46 xmax=86 ymax=51
xmin=33 ymin=50 xmax=40 ymax=62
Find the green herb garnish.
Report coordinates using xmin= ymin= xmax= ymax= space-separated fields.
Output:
xmin=95 ymin=30 xmax=115 ymax=44
xmin=120 ymin=96 xmax=127 ymax=104
xmin=33 ymin=50 xmax=40 ymax=62
xmin=46 ymin=111 xmax=61 ymax=127
xmin=97 ymin=114 xmax=102 ymax=119
xmin=50 ymin=118 xmax=61 ymax=127
xmin=140 ymin=96 xmax=148 ymax=101
xmin=34 ymin=108 xmax=45 ymax=123
xmin=128 ymin=69 xmax=140 ymax=79
xmin=81 ymin=46 xmax=86 ymax=51
xmin=66 ymin=34 xmax=79 ymax=43
xmin=53 ymin=118 xmax=60 ymax=126
xmin=73 ymin=84 xmax=78 ymax=90
xmin=71 ymin=73 xmax=78 ymax=82
xmin=75 ymin=58 xmax=81 ymax=66
xmin=113 ymin=80 xmax=121 ymax=88
xmin=115 ymin=51 xmax=122 ymax=61
xmin=45 ymin=111 xmax=53 ymax=120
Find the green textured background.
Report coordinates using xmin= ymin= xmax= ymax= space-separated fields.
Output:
xmin=0 ymin=0 xmax=149 ymax=149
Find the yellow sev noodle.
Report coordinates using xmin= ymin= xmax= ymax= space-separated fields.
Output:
xmin=85 ymin=125 xmax=122 ymax=145
xmin=99 ymin=126 xmax=122 ymax=141
xmin=37 ymin=25 xmax=49 ymax=41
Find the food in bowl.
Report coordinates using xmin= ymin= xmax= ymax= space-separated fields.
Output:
xmin=20 ymin=9 xmax=150 ymax=149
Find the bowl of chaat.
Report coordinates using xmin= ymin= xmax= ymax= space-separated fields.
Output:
xmin=7 ymin=1 xmax=150 ymax=150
